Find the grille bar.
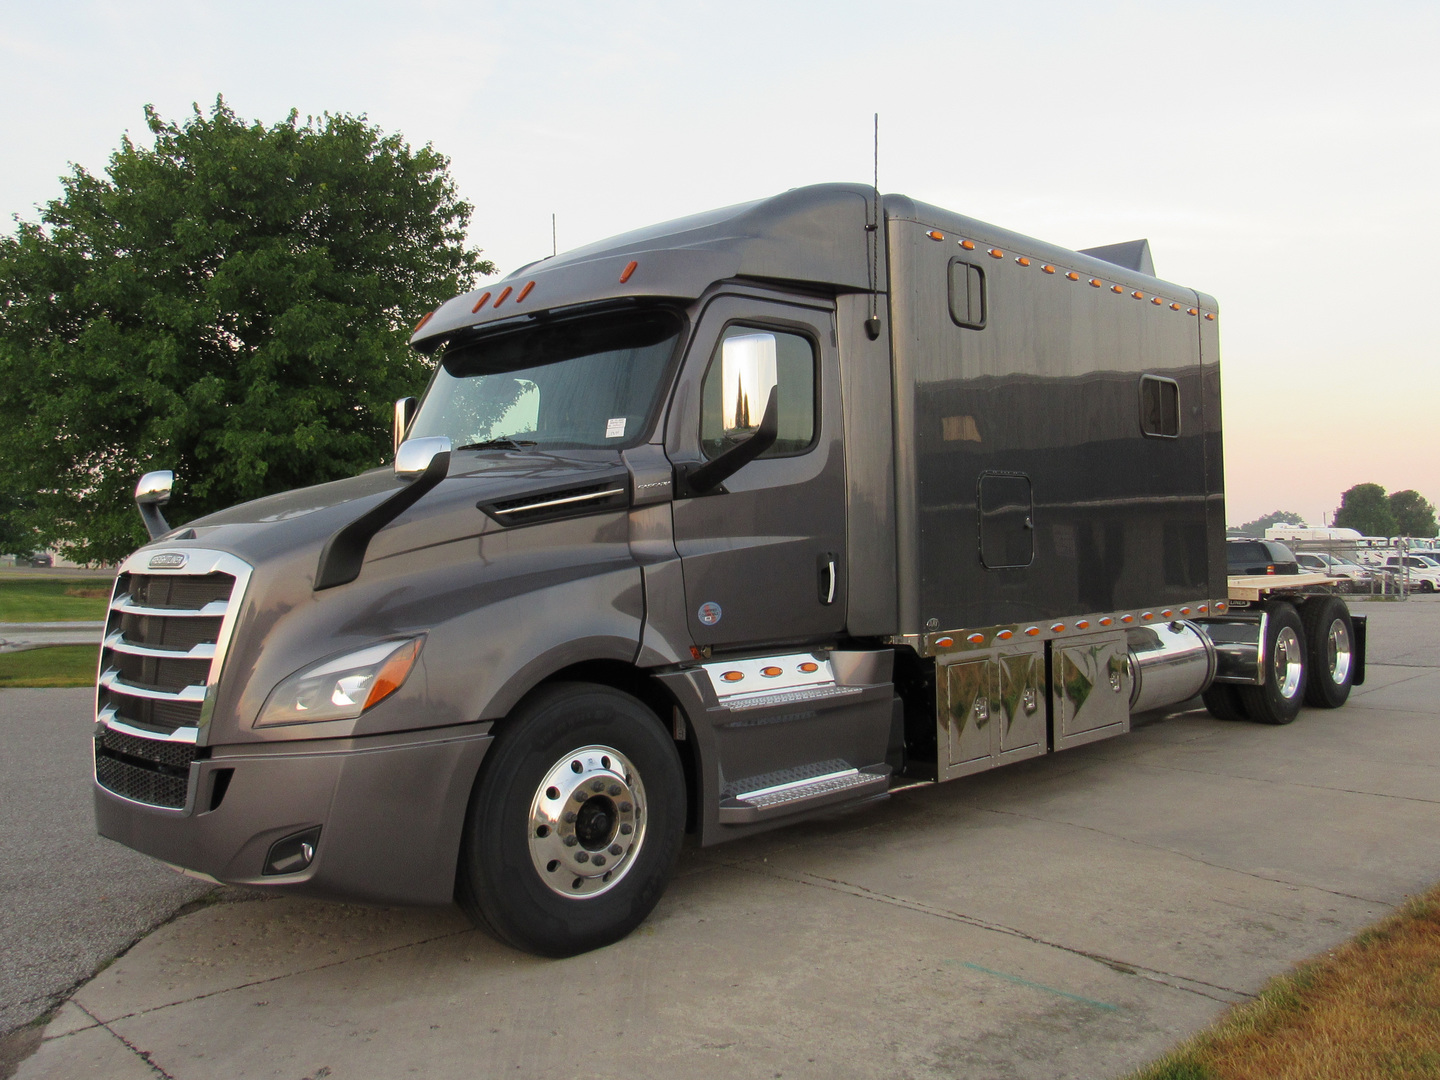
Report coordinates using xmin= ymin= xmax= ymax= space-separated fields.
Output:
xmin=113 ymin=595 xmax=230 ymax=618
xmin=104 ymin=630 xmax=217 ymax=661
xmin=99 ymin=670 xmax=208 ymax=702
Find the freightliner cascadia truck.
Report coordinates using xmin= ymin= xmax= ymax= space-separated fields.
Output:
xmin=95 ymin=184 xmax=1365 ymax=956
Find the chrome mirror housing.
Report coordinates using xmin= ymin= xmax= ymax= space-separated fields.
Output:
xmin=394 ymin=436 xmax=452 ymax=482
xmin=135 ymin=470 xmax=175 ymax=540
xmin=718 ymin=332 xmax=779 ymax=441
xmin=393 ymin=397 xmax=418 ymax=456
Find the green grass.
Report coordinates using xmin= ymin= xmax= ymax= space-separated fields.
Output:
xmin=0 ymin=578 xmax=112 ymax=622
xmin=0 ymin=645 xmax=100 ymax=687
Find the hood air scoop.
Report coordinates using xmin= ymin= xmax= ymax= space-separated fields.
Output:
xmin=478 ymin=470 xmax=630 ymax=527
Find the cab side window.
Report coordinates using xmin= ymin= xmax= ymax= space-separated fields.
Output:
xmin=700 ymin=326 xmax=817 ymax=459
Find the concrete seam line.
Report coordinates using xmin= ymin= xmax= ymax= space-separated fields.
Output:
xmin=1127 ymin=760 xmax=1440 ymax=808
xmin=721 ymin=859 xmax=1250 ymax=1004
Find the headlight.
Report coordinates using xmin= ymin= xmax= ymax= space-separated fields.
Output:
xmin=256 ymin=638 xmax=423 ymax=727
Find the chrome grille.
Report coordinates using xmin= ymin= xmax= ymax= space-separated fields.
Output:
xmin=94 ymin=548 xmax=252 ymax=810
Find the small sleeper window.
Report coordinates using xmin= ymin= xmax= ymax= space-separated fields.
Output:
xmin=1139 ymin=375 xmax=1180 ymax=438
xmin=948 ymin=259 xmax=987 ymax=330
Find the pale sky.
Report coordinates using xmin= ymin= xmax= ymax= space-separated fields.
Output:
xmin=4 ymin=0 xmax=1436 ymax=526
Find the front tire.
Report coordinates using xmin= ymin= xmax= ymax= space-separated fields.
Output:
xmin=457 ymin=682 xmax=685 ymax=957
xmin=1302 ymin=596 xmax=1355 ymax=708
xmin=1239 ymin=602 xmax=1307 ymax=725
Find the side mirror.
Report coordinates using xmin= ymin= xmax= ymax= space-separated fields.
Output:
xmin=680 ymin=386 xmax=778 ymax=497
xmin=394 ymin=436 xmax=451 ymax=482
xmin=393 ymin=397 xmax=418 ymax=456
xmin=135 ymin=471 xmax=175 ymax=540
xmin=717 ymin=333 xmax=779 ymax=442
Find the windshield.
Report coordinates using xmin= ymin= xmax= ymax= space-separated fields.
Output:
xmin=409 ymin=308 xmax=683 ymax=451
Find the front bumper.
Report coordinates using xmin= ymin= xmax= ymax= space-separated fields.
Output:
xmin=94 ymin=723 xmax=492 ymax=906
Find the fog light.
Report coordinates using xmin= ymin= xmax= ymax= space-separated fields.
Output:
xmin=264 ymin=827 xmax=321 ymax=876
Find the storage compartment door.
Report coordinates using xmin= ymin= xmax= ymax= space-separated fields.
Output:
xmin=995 ymin=648 xmax=1045 ymax=764
xmin=942 ymin=657 xmax=994 ymax=778
xmin=1053 ymin=632 xmax=1131 ymax=750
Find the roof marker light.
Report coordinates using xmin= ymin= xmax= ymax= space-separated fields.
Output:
xmin=1041 ymin=264 xmax=1056 ymax=274
xmin=989 ymin=248 xmax=1004 ymax=259
xmin=620 ymin=260 xmax=638 ymax=283
xmin=1090 ymin=278 xmax=1103 ymax=287
xmin=935 ymin=636 xmax=954 ymax=648
xmin=1171 ymin=302 xmax=1182 ymax=310
xmin=966 ymin=633 xmax=986 ymax=644
xmin=1151 ymin=297 xmax=1164 ymax=305
xmin=1066 ymin=272 xmax=1080 ymax=281
xmin=493 ymin=286 xmax=513 ymax=307
xmin=1205 ymin=313 xmax=1216 ymax=321
xmin=1111 ymin=285 xmax=1124 ymax=294
xmin=928 ymin=230 xmax=945 ymax=241
xmin=413 ymin=310 xmax=434 ymax=333
xmin=470 ymin=292 xmax=492 ymax=313
xmin=1016 ymin=256 xmax=1031 ymax=267
xmin=1188 ymin=308 xmax=1198 ymax=316
xmin=516 ymin=281 xmax=536 ymax=303
xmin=1132 ymin=291 xmax=1145 ymax=299
xmin=960 ymin=239 xmax=975 ymax=250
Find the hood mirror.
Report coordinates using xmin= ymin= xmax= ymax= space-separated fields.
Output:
xmin=135 ymin=470 xmax=175 ymax=539
xmin=395 ymin=436 xmax=452 ymax=482
xmin=393 ymin=397 xmax=418 ymax=455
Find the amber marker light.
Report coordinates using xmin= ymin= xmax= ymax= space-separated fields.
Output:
xmin=493 ymin=286 xmax=513 ymax=307
xmin=1111 ymin=285 xmax=1124 ymax=294
xmin=996 ymin=629 xmax=1014 ymax=640
xmin=413 ymin=311 xmax=434 ymax=333
xmin=1180 ymin=607 xmax=1191 ymax=615
xmin=1016 ymin=256 xmax=1031 ymax=266
xmin=1024 ymin=626 xmax=1040 ymax=636
xmin=1132 ymin=291 xmax=1145 ymax=299
xmin=798 ymin=661 xmax=820 ymax=673
xmin=1142 ymin=611 xmax=1154 ymax=620
xmin=1187 ymin=308 xmax=1198 ymax=316
xmin=989 ymin=248 xmax=1004 ymax=259
xmin=1216 ymin=601 xmax=1228 ymax=611
xmin=1161 ymin=610 xmax=1173 ymax=618
xmin=1090 ymin=278 xmax=1103 ymax=287
xmin=967 ymin=633 xmax=985 ymax=644
xmin=960 ymin=240 xmax=975 ymax=250
xmin=1121 ymin=614 xmax=1134 ymax=623
xmin=1151 ymin=297 xmax=1163 ymax=305
xmin=470 ymin=292 xmax=492 ymax=313
xmin=1051 ymin=623 xmax=1065 ymax=633
xmin=1205 ymin=313 xmax=1216 ymax=321
xmin=620 ymin=260 xmax=638 ymax=283
xmin=364 ymin=639 xmax=423 ymax=711
xmin=721 ymin=671 xmax=745 ymax=683
xmin=1198 ymin=605 xmax=1209 ymax=613
xmin=935 ymin=636 xmax=954 ymax=648
xmin=1171 ymin=302 xmax=1182 ymax=310
xmin=1099 ymin=617 xmax=1113 ymax=626
xmin=1066 ymin=272 xmax=1080 ymax=281
xmin=1041 ymin=264 xmax=1056 ymax=274
xmin=760 ymin=666 xmax=783 ymax=678
xmin=516 ymin=281 xmax=536 ymax=303
xmin=1076 ymin=620 xmax=1090 ymax=629
xmin=928 ymin=230 xmax=945 ymax=241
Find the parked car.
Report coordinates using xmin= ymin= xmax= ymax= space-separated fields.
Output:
xmin=1294 ymin=552 xmax=1373 ymax=592
xmin=1226 ymin=538 xmax=1301 ymax=576
xmin=1381 ymin=555 xmax=1440 ymax=593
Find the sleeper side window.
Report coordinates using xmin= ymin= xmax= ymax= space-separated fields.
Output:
xmin=978 ymin=472 xmax=1034 ymax=569
xmin=700 ymin=326 xmax=817 ymax=459
xmin=948 ymin=258 xmax=987 ymax=330
xmin=1139 ymin=375 xmax=1180 ymax=438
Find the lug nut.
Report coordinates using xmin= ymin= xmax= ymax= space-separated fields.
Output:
xmin=563 ymin=811 xmax=577 ymax=823
xmin=609 ymin=844 xmax=622 ymax=856
xmin=591 ymin=779 xmax=606 ymax=792
xmin=563 ymin=835 xmax=578 ymax=847
xmin=608 ymin=784 xmax=622 ymax=796
xmin=620 ymin=823 xmax=632 ymax=835
xmin=619 ymin=801 xmax=632 ymax=813
xmin=593 ymin=855 xmax=606 ymax=867
xmin=575 ymin=851 xmax=589 ymax=863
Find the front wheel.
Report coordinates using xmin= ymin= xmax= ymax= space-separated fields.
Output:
xmin=1302 ymin=596 xmax=1355 ymax=708
xmin=457 ymin=682 xmax=685 ymax=957
xmin=1239 ymin=602 xmax=1307 ymax=725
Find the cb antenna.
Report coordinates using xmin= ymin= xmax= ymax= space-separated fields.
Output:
xmin=552 ymin=213 xmax=557 ymax=257
xmin=864 ymin=112 xmax=882 ymax=340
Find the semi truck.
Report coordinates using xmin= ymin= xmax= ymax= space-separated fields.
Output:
xmin=94 ymin=183 xmax=1365 ymax=956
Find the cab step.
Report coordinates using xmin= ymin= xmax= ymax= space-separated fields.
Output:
xmin=717 ymin=764 xmax=891 ymax=823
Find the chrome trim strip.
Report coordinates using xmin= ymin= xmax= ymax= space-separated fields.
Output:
xmin=103 ymin=630 xmax=216 ymax=661
xmin=110 ymin=594 xmax=230 ymax=618
xmin=98 ymin=705 xmax=198 ymax=744
xmin=492 ymin=487 xmax=625 ymax=515
xmin=920 ymin=597 xmax=1225 ymax=658
xmin=99 ymin=668 xmax=208 ymax=702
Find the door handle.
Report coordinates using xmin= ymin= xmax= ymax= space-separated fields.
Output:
xmin=817 ymin=552 xmax=838 ymax=605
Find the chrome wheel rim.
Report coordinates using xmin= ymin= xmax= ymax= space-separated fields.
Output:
xmin=528 ymin=744 xmax=646 ymax=899
xmin=1273 ymin=626 xmax=1303 ymax=700
xmin=1326 ymin=619 xmax=1352 ymax=686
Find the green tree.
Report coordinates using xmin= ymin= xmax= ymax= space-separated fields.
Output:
xmin=0 ymin=98 xmax=492 ymax=564
xmin=1231 ymin=510 xmax=1307 ymax=538
xmin=1388 ymin=489 xmax=1437 ymax=537
xmin=1333 ymin=483 xmax=1397 ymax=537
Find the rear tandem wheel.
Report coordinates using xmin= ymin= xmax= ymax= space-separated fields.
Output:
xmin=1238 ymin=602 xmax=1307 ymax=725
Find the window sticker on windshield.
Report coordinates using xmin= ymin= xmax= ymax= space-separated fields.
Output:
xmin=605 ymin=417 xmax=626 ymax=439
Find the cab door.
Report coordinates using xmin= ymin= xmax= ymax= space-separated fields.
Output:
xmin=666 ymin=294 xmax=846 ymax=649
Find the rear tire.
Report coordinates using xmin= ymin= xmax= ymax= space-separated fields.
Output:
xmin=456 ymin=682 xmax=685 ymax=957
xmin=1239 ymin=602 xmax=1307 ymax=725
xmin=1301 ymin=596 xmax=1355 ymax=709
xmin=1202 ymin=683 xmax=1249 ymax=722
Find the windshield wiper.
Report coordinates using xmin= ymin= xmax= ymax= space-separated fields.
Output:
xmin=454 ymin=438 xmax=538 ymax=451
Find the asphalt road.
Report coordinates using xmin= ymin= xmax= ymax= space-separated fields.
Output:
xmin=7 ymin=596 xmax=1440 ymax=1079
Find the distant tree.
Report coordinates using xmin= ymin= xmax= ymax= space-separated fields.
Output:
xmin=1232 ymin=510 xmax=1307 ymax=538
xmin=1388 ymin=489 xmax=1438 ymax=538
xmin=1334 ymin=483 xmax=1397 ymax=537
xmin=0 ymin=98 xmax=493 ymax=564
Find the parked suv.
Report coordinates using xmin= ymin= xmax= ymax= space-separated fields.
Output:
xmin=1226 ymin=538 xmax=1300 ymax=576
xmin=1381 ymin=555 xmax=1440 ymax=593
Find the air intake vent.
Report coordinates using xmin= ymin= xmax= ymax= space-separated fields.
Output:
xmin=478 ymin=474 xmax=630 ymax=527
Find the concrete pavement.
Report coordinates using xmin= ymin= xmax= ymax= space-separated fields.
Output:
xmin=10 ymin=600 xmax=1440 ymax=1079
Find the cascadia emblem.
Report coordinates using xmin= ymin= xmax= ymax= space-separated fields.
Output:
xmin=148 ymin=552 xmax=188 ymax=570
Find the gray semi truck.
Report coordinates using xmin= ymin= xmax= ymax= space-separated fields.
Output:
xmin=94 ymin=184 xmax=1364 ymax=956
